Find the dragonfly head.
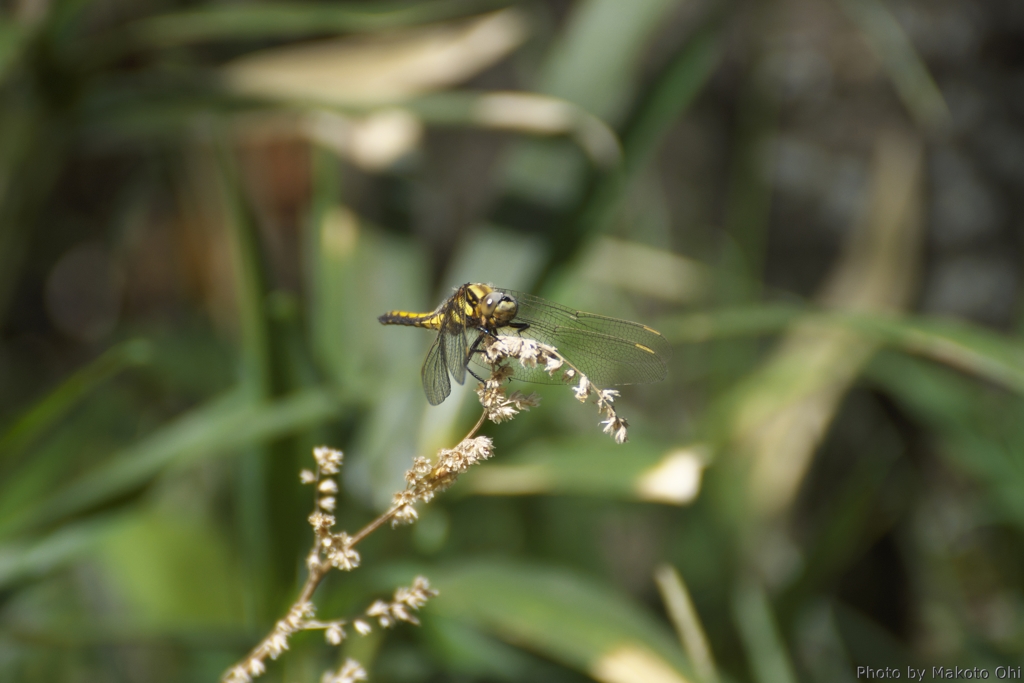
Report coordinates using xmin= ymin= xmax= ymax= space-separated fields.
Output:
xmin=474 ymin=287 xmax=518 ymax=327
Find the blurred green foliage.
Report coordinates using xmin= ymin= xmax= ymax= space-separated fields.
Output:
xmin=1 ymin=0 xmax=1023 ymax=682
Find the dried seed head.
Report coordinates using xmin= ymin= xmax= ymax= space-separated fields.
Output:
xmin=313 ymin=446 xmax=344 ymax=475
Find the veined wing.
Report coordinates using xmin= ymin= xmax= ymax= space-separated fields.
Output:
xmin=490 ymin=289 xmax=670 ymax=387
xmin=442 ymin=297 xmax=470 ymax=388
xmin=420 ymin=287 xmax=473 ymax=405
xmin=421 ymin=333 xmax=452 ymax=406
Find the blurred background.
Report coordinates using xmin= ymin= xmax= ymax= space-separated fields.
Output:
xmin=1 ymin=0 xmax=1023 ymax=681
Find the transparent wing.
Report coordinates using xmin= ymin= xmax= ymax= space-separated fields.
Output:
xmin=486 ymin=289 xmax=670 ymax=387
xmin=419 ymin=288 xmax=474 ymax=404
xmin=443 ymin=309 xmax=469 ymax=387
xmin=421 ymin=333 xmax=452 ymax=406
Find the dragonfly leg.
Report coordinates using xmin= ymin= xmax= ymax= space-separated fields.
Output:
xmin=506 ymin=322 xmax=530 ymax=337
xmin=463 ymin=329 xmax=495 ymax=384
xmin=467 ymin=329 xmax=492 ymax=357
xmin=463 ymin=323 xmax=529 ymax=384
xmin=466 ymin=366 xmax=486 ymax=384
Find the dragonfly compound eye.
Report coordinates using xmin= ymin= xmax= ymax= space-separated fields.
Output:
xmin=478 ymin=292 xmax=499 ymax=316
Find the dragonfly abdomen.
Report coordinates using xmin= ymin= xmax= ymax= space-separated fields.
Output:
xmin=378 ymin=310 xmax=443 ymax=330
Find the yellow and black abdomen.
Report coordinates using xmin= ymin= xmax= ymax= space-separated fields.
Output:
xmin=378 ymin=310 xmax=443 ymax=330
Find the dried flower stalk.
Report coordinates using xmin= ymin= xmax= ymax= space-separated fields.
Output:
xmin=221 ymin=334 xmax=632 ymax=682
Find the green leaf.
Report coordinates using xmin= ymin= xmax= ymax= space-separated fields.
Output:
xmin=216 ymin=144 xmax=277 ymax=399
xmin=424 ymin=617 xmax=556 ymax=681
xmin=221 ymin=9 xmax=526 ymax=109
xmin=409 ymin=91 xmax=621 ymax=167
xmin=832 ymin=603 xmax=917 ymax=672
xmin=0 ymin=339 xmax=152 ymax=462
xmin=502 ymin=0 xmax=698 ymax=206
xmin=534 ymin=24 xmax=722 ymax=285
xmin=122 ymin=0 xmax=514 ymax=48
xmin=0 ymin=19 xmax=30 ymax=85
xmin=307 ymin=189 xmax=422 ymax=400
xmin=732 ymin=579 xmax=798 ymax=683
xmin=538 ymin=0 xmax=683 ymax=121
xmin=0 ymin=388 xmax=342 ymax=538
xmin=0 ymin=514 xmax=123 ymax=589
xmin=94 ymin=510 xmax=242 ymax=628
xmin=460 ymin=436 xmax=704 ymax=505
xmin=660 ymin=307 xmax=1024 ymax=395
xmin=835 ymin=313 xmax=1024 ymax=394
xmin=866 ymin=353 xmax=1024 ymax=528
xmin=835 ymin=0 xmax=950 ymax=132
xmin=431 ymin=560 xmax=695 ymax=683
xmin=654 ymin=565 xmax=720 ymax=683
xmin=615 ymin=28 xmax=722 ymax=179
xmin=657 ymin=305 xmax=804 ymax=343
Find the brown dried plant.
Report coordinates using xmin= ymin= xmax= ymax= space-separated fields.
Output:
xmin=221 ymin=334 xmax=632 ymax=682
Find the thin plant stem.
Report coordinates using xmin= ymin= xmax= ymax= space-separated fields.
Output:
xmin=224 ymin=335 xmax=625 ymax=681
xmin=224 ymin=407 xmax=492 ymax=680
xmin=349 ymin=505 xmax=401 ymax=545
xmin=464 ymin=408 xmax=488 ymax=440
xmin=350 ymin=408 xmax=486 ymax=545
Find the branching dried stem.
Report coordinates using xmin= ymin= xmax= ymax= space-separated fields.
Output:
xmin=222 ymin=336 xmax=631 ymax=683
xmin=480 ymin=334 xmax=630 ymax=443
xmin=221 ymin=447 xmax=439 ymax=683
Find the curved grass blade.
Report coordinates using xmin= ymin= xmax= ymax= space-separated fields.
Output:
xmin=0 ymin=20 xmax=31 ymax=86
xmin=460 ymin=437 xmax=704 ymax=505
xmin=866 ymin=353 xmax=1024 ymax=529
xmin=654 ymin=564 xmax=719 ymax=683
xmin=732 ymin=579 xmax=798 ymax=683
xmin=221 ymin=9 xmax=526 ymax=109
xmin=94 ymin=0 xmax=514 ymax=57
xmin=0 ymin=339 xmax=152 ymax=463
xmin=0 ymin=513 xmax=123 ymax=589
xmin=537 ymin=26 xmax=722 ymax=288
xmin=407 ymin=91 xmax=622 ymax=167
xmin=431 ymin=560 xmax=696 ymax=683
xmin=835 ymin=0 xmax=950 ymax=132
xmin=661 ymin=307 xmax=1024 ymax=395
xmin=0 ymin=388 xmax=341 ymax=539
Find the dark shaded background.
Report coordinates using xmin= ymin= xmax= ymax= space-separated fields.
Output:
xmin=1 ymin=0 xmax=1023 ymax=681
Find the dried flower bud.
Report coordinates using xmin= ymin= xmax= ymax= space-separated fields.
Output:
xmin=325 ymin=623 xmax=345 ymax=645
xmin=313 ymin=446 xmax=344 ymax=475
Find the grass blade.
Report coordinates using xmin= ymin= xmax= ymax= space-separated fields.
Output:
xmin=661 ymin=307 xmax=1024 ymax=396
xmin=0 ymin=513 xmax=124 ymax=589
xmin=461 ymin=438 xmax=704 ymax=505
xmin=537 ymin=25 xmax=722 ymax=287
xmin=835 ymin=0 xmax=950 ymax=132
xmin=125 ymin=0 xmax=513 ymax=48
xmin=654 ymin=564 xmax=719 ymax=683
xmin=732 ymin=579 xmax=798 ymax=683
xmin=0 ymin=339 xmax=151 ymax=462
xmin=0 ymin=388 xmax=341 ymax=538
xmin=433 ymin=560 xmax=696 ymax=683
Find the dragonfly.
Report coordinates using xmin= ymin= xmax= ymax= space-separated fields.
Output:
xmin=379 ymin=283 xmax=670 ymax=405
